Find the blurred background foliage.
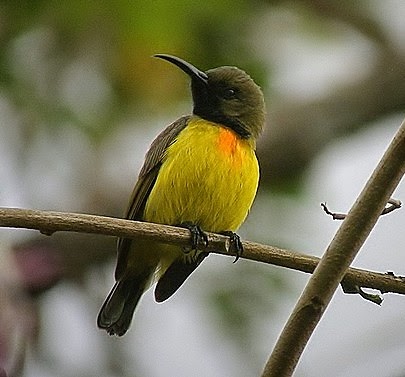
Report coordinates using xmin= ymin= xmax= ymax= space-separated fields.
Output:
xmin=0 ymin=1 xmax=405 ymax=376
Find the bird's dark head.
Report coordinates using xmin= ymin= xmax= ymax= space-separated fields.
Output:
xmin=154 ymin=54 xmax=265 ymax=139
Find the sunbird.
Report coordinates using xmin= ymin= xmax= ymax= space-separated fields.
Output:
xmin=98 ymin=54 xmax=266 ymax=336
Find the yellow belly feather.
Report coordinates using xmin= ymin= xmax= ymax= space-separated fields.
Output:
xmin=129 ymin=116 xmax=259 ymax=281
xmin=144 ymin=116 xmax=259 ymax=231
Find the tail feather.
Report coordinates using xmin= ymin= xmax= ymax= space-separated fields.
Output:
xmin=97 ymin=279 xmax=146 ymax=336
xmin=155 ymin=252 xmax=208 ymax=302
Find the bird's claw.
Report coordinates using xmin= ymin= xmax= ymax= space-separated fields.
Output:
xmin=221 ymin=231 xmax=243 ymax=263
xmin=178 ymin=222 xmax=208 ymax=251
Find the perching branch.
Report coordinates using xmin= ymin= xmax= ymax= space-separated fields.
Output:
xmin=262 ymin=117 xmax=405 ymax=377
xmin=0 ymin=207 xmax=404 ymax=299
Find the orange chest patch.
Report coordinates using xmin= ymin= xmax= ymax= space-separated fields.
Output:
xmin=217 ymin=128 xmax=242 ymax=157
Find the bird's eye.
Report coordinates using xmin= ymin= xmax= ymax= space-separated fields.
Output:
xmin=223 ymin=88 xmax=237 ymax=99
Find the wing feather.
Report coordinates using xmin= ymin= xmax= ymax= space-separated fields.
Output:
xmin=115 ymin=116 xmax=190 ymax=279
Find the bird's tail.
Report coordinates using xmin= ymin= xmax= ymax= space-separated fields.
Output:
xmin=155 ymin=251 xmax=208 ymax=302
xmin=97 ymin=278 xmax=147 ymax=336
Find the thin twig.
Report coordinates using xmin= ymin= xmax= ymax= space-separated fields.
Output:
xmin=321 ymin=198 xmax=402 ymax=220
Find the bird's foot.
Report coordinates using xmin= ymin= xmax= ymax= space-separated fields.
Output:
xmin=221 ymin=231 xmax=243 ymax=263
xmin=177 ymin=222 xmax=209 ymax=253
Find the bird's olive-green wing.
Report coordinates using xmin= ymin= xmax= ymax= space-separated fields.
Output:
xmin=115 ymin=115 xmax=190 ymax=280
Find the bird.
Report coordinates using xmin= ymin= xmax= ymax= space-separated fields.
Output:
xmin=97 ymin=54 xmax=266 ymax=336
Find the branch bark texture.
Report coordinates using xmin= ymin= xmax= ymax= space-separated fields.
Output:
xmin=0 ymin=207 xmax=404 ymax=297
xmin=262 ymin=118 xmax=405 ymax=377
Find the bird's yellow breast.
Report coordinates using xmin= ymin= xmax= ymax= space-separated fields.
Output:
xmin=144 ymin=116 xmax=259 ymax=232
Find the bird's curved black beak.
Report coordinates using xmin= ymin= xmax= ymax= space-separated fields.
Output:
xmin=154 ymin=54 xmax=208 ymax=85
